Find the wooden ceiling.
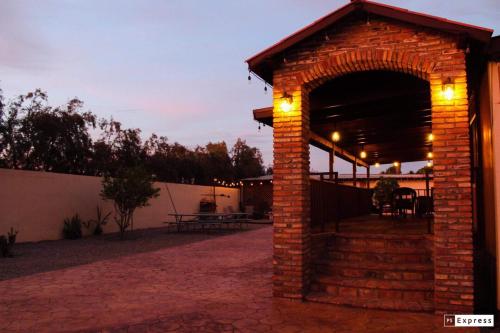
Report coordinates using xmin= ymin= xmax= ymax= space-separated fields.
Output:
xmin=254 ymin=70 xmax=433 ymax=165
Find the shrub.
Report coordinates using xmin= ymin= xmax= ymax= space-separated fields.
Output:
xmin=0 ymin=236 xmax=9 ymax=257
xmin=63 ymin=214 xmax=83 ymax=239
xmin=1 ymin=228 xmax=19 ymax=258
xmin=372 ymin=177 xmax=400 ymax=211
xmin=7 ymin=227 xmax=18 ymax=245
xmin=83 ymin=206 xmax=110 ymax=235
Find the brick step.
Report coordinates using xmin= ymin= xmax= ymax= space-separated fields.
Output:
xmin=326 ymin=239 xmax=431 ymax=255
xmin=306 ymin=291 xmax=434 ymax=312
xmin=327 ymin=249 xmax=432 ymax=264
xmin=315 ymin=260 xmax=434 ymax=280
xmin=312 ymin=275 xmax=434 ymax=291
xmin=327 ymin=235 xmax=432 ymax=254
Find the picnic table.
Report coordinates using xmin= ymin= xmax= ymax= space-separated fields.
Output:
xmin=164 ymin=212 xmax=250 ymax=232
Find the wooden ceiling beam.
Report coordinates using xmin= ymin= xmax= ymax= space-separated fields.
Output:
xmin=310 ymin=132 xmax=369 ymax=168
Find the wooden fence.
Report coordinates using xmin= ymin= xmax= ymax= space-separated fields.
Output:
xmin=310 ymin=179 xmax=373 ymax=231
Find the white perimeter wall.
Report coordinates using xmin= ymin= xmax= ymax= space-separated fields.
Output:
xmin=0 ymin=168 xmax=240 ymax=243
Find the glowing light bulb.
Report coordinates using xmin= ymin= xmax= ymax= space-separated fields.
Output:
xmin=360 ymin=151 xmax=367 ymax=159
xmin=375 ymin=162 xmax=380 ymax=168
xmin=427 ymin=152 xmax=433 ymax=159
xmin=332 ymin=131 xmax=340 ymax=143
xmin=443 ymin=85 xmax=454 ymax=101
xmin=280 ymin=99 xmax=292 ymax=112
xmin=279 ymin=93 xmax=293 ymax=112
xmin=428 ymin=133 xmax=434 ymax=142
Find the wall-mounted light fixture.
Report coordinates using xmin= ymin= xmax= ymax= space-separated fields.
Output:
xmin=442 ymin=77 xmax=455 ymax=101
xmin=279 ymin=92 xmax=293 ymax=112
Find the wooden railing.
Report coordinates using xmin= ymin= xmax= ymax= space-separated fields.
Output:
xmin=310 ymin=179 xmax=373 ymax=231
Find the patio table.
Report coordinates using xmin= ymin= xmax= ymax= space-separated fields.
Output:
xmin=165 ymin=212 xmax=249 ymax=232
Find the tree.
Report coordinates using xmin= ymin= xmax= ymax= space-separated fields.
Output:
xmin=0 ymin=88 xmax=269 ymax=185
xmin=382 ymin=165 xmax=401 ymax=175
xmin=194 ymin=141 xmax=234 ymax=184
xmin=0 ymin=90 xmax=96 ymax=173
xmin=230 ymin=138 xmax=264 ymax=180
xmin=101 ymin=167 xmax=160 ymax=239
xmin=416 ymin=166 xmax=433 ymax=174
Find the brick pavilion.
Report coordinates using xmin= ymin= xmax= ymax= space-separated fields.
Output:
xmin=247 ymin=0 xmax=500 ymax=314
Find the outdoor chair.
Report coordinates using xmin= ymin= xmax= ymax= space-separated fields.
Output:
xmin=391 ymin=187 xmax=417 ymax=218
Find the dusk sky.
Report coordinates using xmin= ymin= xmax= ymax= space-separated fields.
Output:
xmin=1 ymin=0 xmax=498 ymax=173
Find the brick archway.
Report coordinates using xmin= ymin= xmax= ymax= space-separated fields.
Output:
xmin=300 ymin=49 xmax=435 ymax=91
xmin=272 ymin=44 xmax=473 ymax=312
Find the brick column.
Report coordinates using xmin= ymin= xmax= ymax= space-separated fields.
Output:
xmin=272 ymin=80 xmax=311 ymax=299
xmin=431 ymin=71 xmax=474 ymax=313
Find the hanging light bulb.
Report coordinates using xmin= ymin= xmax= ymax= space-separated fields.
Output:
xmin=331 ymin=131 xmax=340 ymax=143
xmin=427 ymin=151 xmax=433 ymax=159
xmin=428 ymin=133 xmax=434 ymax=142
xmin=360 ymin=146 xmax=367 ymax=159
xmin=393 ymin=161 xmax=400 ymax=167
xmin=427 ymin=161 xmax=433 ymax=168
xmin=264 ymin=85 xmax=268 ymax=94
xmin=374 ymin=162 xmax=380 ymax=168
xmin=247 ymin=72 xmax=252 ymax=84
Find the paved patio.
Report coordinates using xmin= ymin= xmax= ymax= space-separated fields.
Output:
xmin=0 ymin=226 xmax=476 ymax=332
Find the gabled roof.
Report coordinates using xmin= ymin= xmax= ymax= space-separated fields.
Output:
xmin=246 ymin=0 xmax=493 ymax=84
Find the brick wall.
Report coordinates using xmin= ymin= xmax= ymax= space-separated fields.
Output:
xmin=271 ymin=14 xmax=473 ymax=312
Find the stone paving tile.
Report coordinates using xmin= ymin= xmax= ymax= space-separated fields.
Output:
xmin=0 ymin=226 xmax=478 ymax=332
